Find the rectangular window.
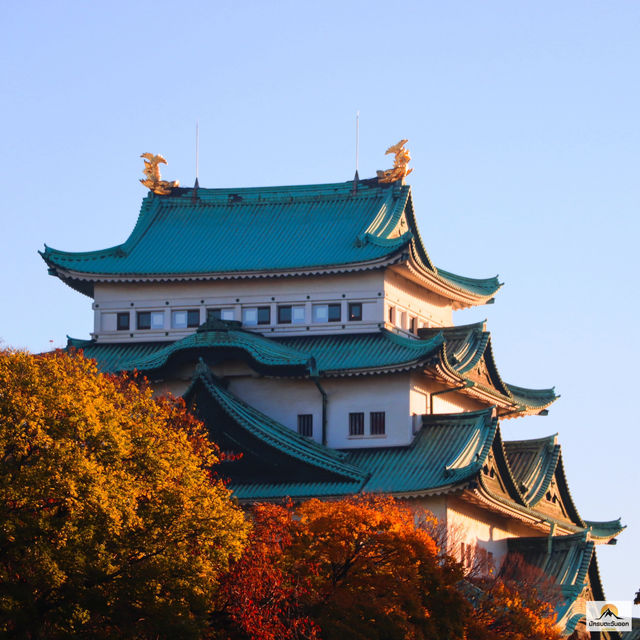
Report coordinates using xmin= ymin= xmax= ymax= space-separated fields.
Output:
xmin=388 ymin=305 xmax=394 ymax=323
xmin=117 ymin=313 xmax=130 ymax=331
xmin=257 ymin=307 xmax=270 ymax=325
xmin=242 ymin=306 xmax=270 ymax=326
xmin=278 ymin=305 xmax=292 ymax=324
xmin=328 ymin=303 xmax=341 ymax=322
xmin=275 ymin=305 xmax=305 ymax=324
xmin=349 ymin=412 xmax=365 ymax=436
xmin=207 ymin=308 xmax=235 ymax=322
xmin=409 ymin=316 xmax=416 ymax=334
xmin=370 ymin=411 xmax=386 ymax=435
xmin=101 ymin=313 xmax=117 ymax=332
xmin=312 ymin=303 xmax=341 ymax=323
xmin=137 ymin=312 xmax=150 ymax=330
xmin=348 ymin=302 xmax=362 ymax=321
xmin=297 ymin=414 xmax=313 ymax=437
xmin=172 ymin=309 xmax=200 ymax=329
xmin=137 ymin=311 xmax=164 ymax=330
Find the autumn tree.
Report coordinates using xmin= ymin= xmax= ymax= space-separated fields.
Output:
xmin=217 ymin=495 xmax=469 ymax=640
xmin=464 ymin=552 xmax=563 ymax=640
xmin=0 ymin=349 xmax=248 ymax=639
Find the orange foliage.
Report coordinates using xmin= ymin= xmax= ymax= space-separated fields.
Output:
xmin=216 ymin=495 xmax=469 ymax=640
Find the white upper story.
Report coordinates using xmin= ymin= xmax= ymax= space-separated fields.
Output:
xmin=91 ymin=269 xmax=456 ymax=343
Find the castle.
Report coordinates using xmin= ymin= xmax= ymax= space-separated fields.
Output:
xmin=41 ymin=149 xmax=625 ymax=636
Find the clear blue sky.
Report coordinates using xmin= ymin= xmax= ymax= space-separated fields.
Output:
xmin=2 ymin=0 xmax=638 ymax=608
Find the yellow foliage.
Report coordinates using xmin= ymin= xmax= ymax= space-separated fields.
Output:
xmin=0 ymin=349 xmax=248 ymax=639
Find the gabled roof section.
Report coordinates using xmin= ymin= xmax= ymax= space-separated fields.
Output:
xmin=420 ymin=322 xmax=558 ymax=418
xmin=345 ymin=408 xmax=497 ymax=496
xmin=186 ymin=363 xmax=367 ymax=487
xmin=474 ymin=433 xmax=625 ymax=542
xmin=505 ymin=532 xmax=602 ymax=634
xmin=67 ymin=328 xmax=444 ymax=377
xmin=41 ymin=179 xmax=500 ymax=306
xmin=503 ymin=435 xmax=561 ymax=505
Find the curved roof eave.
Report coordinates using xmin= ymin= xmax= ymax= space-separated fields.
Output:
xmin=424 ymin=323 xmax=558 ymax=417
xmin=119 ymin=320 xmax=315 ymax=377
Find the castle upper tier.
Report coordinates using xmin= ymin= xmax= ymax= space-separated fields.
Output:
xmin=42 ymin=170 xmax=624 ymax=637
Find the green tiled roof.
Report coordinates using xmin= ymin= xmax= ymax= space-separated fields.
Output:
xmin=420 ymin=322 xmax=558 ymax=412
xmin=231 ymin=408 xmax=498 ymax=500
xmin=505 ymin=532 xmax=602 ymax=634
xmin=344 ymin=409 xmax=497 ymax=495
xmin=277 ymin=330 xmax=443 ymax=375
xmin=583 ymin=518 xmax=626 ymax=540
xmin=67 ymin=328 xmax=444 ymax=377
xmin=41 ymin=179 xmax=501 ymax=302
xmin=66 ymin=337 xmax=172 ymax=373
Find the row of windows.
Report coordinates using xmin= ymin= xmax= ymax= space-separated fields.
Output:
xmin=388 ymin=305 xmax=421 ymax=335
xmin=116 ymin=310 xmax=200 ymax=331
xmin=297 ymin=412 xmax=386 ymax=437
xmin=112 ymin=302 xmax=364 ymax=331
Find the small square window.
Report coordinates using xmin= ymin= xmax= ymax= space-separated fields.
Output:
xmin=348 ymin=302 xmax=362 ymax=322
xmin=328 ymin=303 xmax=341 ymax=322
xmin=117 ymin=312 xmax=130 ymax=331
xmin=150 ymin=312 xmax=164 ymax=329
xmin=242 ymin=308 xmax=258 ymax=326
xmin=297 ymin=414 xmax=313 ymax=437
xmin=312 ymin=304 xmax=328 ymax=323
xmin=370 ymin=411 xmax=385 ymax=435
xmin=278 ymin=305 xmax=292 ymax=324
xmin=349 ymin=412 xmax=365 ymax=436
xmin=137 ymin=311 xmax=151 ymax=330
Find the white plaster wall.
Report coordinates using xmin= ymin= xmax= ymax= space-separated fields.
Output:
xmin=323 ymin=373 xmax=411 ymax=448
xmin=226 ymin=372 xmax=413 ymax=448
xmin=228 ymin=377 xmax=322 ymax=441
xmin=444 ymin=496 xmax=543 ymax=570
xmin=409 ymin=373 xmax=487 ymax=415
xmin=384 ymin=269 xmax=453 ymax=332
xmin=92 ymin=271 xmax=386 ymax=342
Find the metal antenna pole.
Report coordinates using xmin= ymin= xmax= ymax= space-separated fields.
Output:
xmin=195 ymin=121 xmax=199 ymax=181
xmin=355 ymin=111 xmax=360 ymax=176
